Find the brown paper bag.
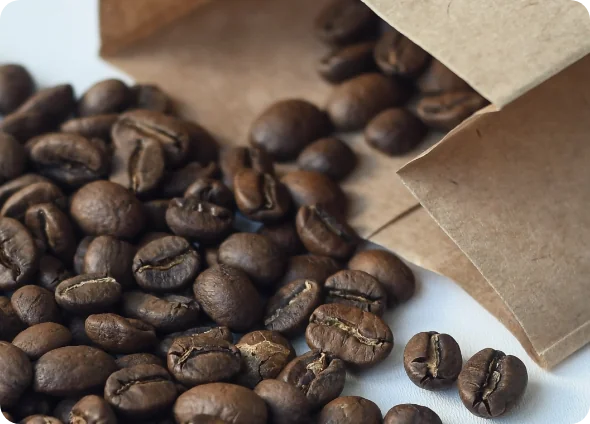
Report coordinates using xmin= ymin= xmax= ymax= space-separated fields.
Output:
xmin=100 ymin=0 xmax=590 ymax=367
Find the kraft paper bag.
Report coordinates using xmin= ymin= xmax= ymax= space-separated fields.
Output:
xmin=99 ymin=0 xmax=590 ymax=367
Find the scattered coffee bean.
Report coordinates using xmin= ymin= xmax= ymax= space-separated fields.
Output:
xmin=365 ymin=108 xmax=427 ymax=156
xmin=416 ymin=91 xmax=488 ymax=131
xmin=16 ymin=84 xmax=75 ymax=124
xmin=417 ymin=59 xmax=473 ymax=94
xmin=0 ymin=64 xmax=34 ymax=114
xmin=53 ymin=398 xmax=79 ymax=424
xmin=156 ymin=326 xmax=233 ymax=359
xmin=73 ymin=236 xmax=94 ymax=275
xmin=78 ymin=79 xmax=131 ymax=117
xmin=0 ymin=341 xmax=32 ymax=407
xmin=325 ymin=269 xmax=387 ymax=316
xmin=0 ymin=132 xmax=26 ymax=183
xmin=0 ymin=217 xmax=39 ymax=291
xmin=318 ymin=42 xmax=377 ymax=84
xmin=12 ymin=322 xmax=72 ymax=360
xmin=132 ymin=84 xmax=170 ymax=112
xmin=85 ymin=313 xmax=157 ymax=354
xmin=254 ymin=379 xmax=311 ymax=424
xmin=55 ymin=274 xmax=122 ymax=314
xmin=233 ymin=169 xmax=292 ymax=222
xmin=279 ymin=254 xmax=341 ymax=288
xmin=0 ymin=173 xmax=49 ymax=206
xmin=219 ymin=146 xmax=275 ymax=189
xmin=24 ymin=202 xmax=76 ymax=262
xmin=0 ymin=110 xmax=54 ymax=142
xmin=384 ymin=404 xmax=442 ymax=424
xmin=116 ymin=353 xmax=164 ymax=369
xmin=184 ymin=178 xmax=234 ymax=209
xmin=60 ymin=114 xmax=118 ymax=141
xmin=318 ymin=396 xmax=382 ymax=424
xmin=314 ymin=0 xmax=379 ymax=45
xmin=0 ymin=296 xmax=25 ymax=341
xmin=38 ymin=255 xmax=72 ymax=293
xmin=166 ymin=198 xmax=233 ymax=243
xmin=1 ymin=181 xmax=66 ymax=220
xmin=82 ymin=235 xmax=136 ymax=288
xmin=258 ymin=221 xmax=304 ymax=256
xmin=296 ymin=137 xmax=356 ymax=181
xmin=70 ymin=395 xmax=117 ymax=424
xmin=144 ymin=199 xmax=172 ymax=232
xmin=185 ymin=121 xmax=220 ymax=167
xmin=160 ymin=162 xmax=219 ymax=198
xmin=11 ymin=285 xmax=60 ymax=325
xmin=20 ymin=415 xmax=62 ymax=424
xmin=281 ymin=170 xmax=347 ymax=217
xmin=374 ymin=29 xmax=430 ymax=77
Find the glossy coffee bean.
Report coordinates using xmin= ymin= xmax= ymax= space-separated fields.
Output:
xmin=314 ymin=0 xmax=378 ymax=45
xmin=115 ymin=355 xmax=161 ymax=372
xmin=348 ymin=249 xmax=415 ymax=305
xmin=384 ymin=404 xmax=442 ymax=424
xmin=458 ymin=348 xmax=528 ymax=418
xmin=156 ymin=326 xmax=233 ymax=359
xmin=279 ymin=254 xmax=341 ymax=288
xmin=258 ymin=221 xmax=304 ymax=256
xmin=0 ymin=173 xmax=49 ymax=206
xmin=38 ymin=255 xmax=71 ymax=293
xmin=325 ymin=270 xmax=387 ymax=316
xmin=24 ymin=202 xmax=76 ymax=262
xmin=0 ymin=132 xmax=26 ymax=183
xmin=417 ymin=59 xmax=472 ymax=94
xmin=85 ymin=313 xmax=157 ymax=354
xmin=185 ymin=121 xmax=219 ymax=167
xmin=82 ymin=235 xmax=136 ymax=288
xmin=60 ymin=114 xmax=119 ymax=141
xmin=12 ymin=322 xmax=72 ymax=360
xmin=16 ymin=84 xmax=75 ymax=124
xmin=306 ymin=303 xmax=394 ymax=367
xmin=264 ymin=279 xmax=322 ymax=336
xmin=404 ymin=331 xmax=462 ymax=390
xmin=254 ymin=379 xmax=311 ymax=424
xmin=0 ymin=341 xmax=32 ymax=407
xmin=184 ymin=178 xmax=234 ymax=210
xmin=416 ymin=91 xmax=488 ymax=131
xmin=70 ymin=395 xmax=117 ymax=424
xmin=73 ymin=236 xmax=94 ymax=275
xmin=143 ymin=199 xmax=171 ymax=232
xmin=0 ymin=64 xmax=34 ymax=114
xmin=20 ymin=415 xmax=62 ymax=424
xmin=318 ymin=42 xmax=376 ymax=84
xmin=296 ymin=137 xmax=356 ymax=181
xmin=78 ymin=79 xmax=131 ymax=117
xmin=219 ymin=146 xmax=275 ymax=189
xmin=166 ymin=198 xmax=233 ymax=243
xmin=1 ymin=181 xmax=66 ymax=221
xmin=365 ymin=108 xmax=427 ymax=156
xmin=374 ymin=29 xmax=431 ymax=77
xmin=0 ymin=111 xmax=54 ymax=142
xmin=250 ymin=99 xmax=331 ymax=161
xmin=278 ymin=350 xmax=346 ymax=409
xmin=159 ymin=162 xmax=219 ymax=198
xmin=318 ymin=396 xmax=382 ymax=424
xmin=281 ymin=170 xmax=347 ymax=217
xmin=55 ymin=274 xmax=122 ymax=314
xmin=12 ymin=285 xmax=60 ymax=325
xmin=0 ymin=296 xmax=25 ymax=341
xmin=193 ymin=265 xmax=263 ymax=332
xmin=233 ymin=169 xmax=292 ymax=222
xmin=132 ymin=84 xmax=170 ymax=112
xmin=0 ymin=217 xmax=39 ymax=290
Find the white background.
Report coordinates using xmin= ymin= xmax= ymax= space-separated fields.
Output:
xmin=1 ymin=1 xmax=589 ymax=423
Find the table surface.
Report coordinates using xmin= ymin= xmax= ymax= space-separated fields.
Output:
xmin=1 ymin=1 xmax=589 ymax=423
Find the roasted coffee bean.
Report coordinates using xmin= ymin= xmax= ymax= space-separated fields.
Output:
xmin=167 ymin=335 xmax=241 ymax=386
xmin=53 ymin=398 xmax=79 ymax=424
xmin=296 ymin=205 xmax=358 ymax=260
xmin=24 ymin=203 xmax=76 ymax=262
xmin=348 ymin=249 xmax=415 ymax=305
xmin=279 ymin=254 xmax=341 ymax=288
xmin=193 ymin=265 xmax=263 ymax=332
xmin=0 ymin=174 xmax=49 ymax=206
xmin=325 ymin=270 xmax=387 ymax=316
xmin=296 ymin=137 xmax=356 ymax=181
xmin=60 ymin=114 xmax=119 ymax=141
xmin=384 ymin=404 xmax=442 ymax=424
xmin=254 ymin=379 xmax=311 ymax=424
xmin=235 ymin=330 xmax=295 ymax=388
xmin=70 ymin=181 xmax=145 ymax=238
xmin=132 ymin=84 xmax=170 ymax=113
xmin=166 ymin=198 xmax=233 ymax=243
xmin=12 ymin=322 xmax=72 ymax=360
xmin=365 ymin=108 xmax=427 ymax=156
xmin=1 ymin=181 xmax=66 ymax=220
xmin=38 ymin=255 xmax=71 ymax=293
xmin=85 ymin=313 xmax=157 ymax=353
xmin=306 ymin=303 xmax=394 ymax=367
xmin=258 ymin=221 xmax=304 ymax=256
xmin=416 ymin=91 xmax=488 ymax=131
xmin=318 ymin=42 xmax=376 ymax=84
xmin=11 ymin=285 xmax=60 ymax=325
xmin=314 ymin=0 xmax=378 ymax=45
xmin=78 ymin=79 xmax=131 ymax=117
xmin=0 ymin=296 xmax=25 ymax=340
xmin=133 ymin=235 xmax=200 ymax=292
xmin=374 ymin=29 xmax=431 ymax=77
xmin=160 ymin=162 xmax=219 ymax=198
xmin=185 ymin=121 xmax=219 ymax=167
xmin=417 ymin=59 xmax=472 ymax=94
xmin=33 ymin=346 xmax=117 ymax=396
xmin=67 ymin=316 xmax=93 ymax=346
xmin=278 ymin=350 xmax=346 ymax=409
xmin=16 ymin=84 xmax=75 ymax=124
xmin=144 ymin=199 xmax=171 ymax=232
xmin=19 ymin=415 xmax=62 ymax=424
xmin=281 ymin=170 xmax=347 ymax=218
xmin=318 ymin=396 xmax=382 ymax=424
xmin=0 ymin=132 xmax=26 ymax=183
xmin=156 ymin=326 xmax=233 ymax=359
xmin=173 ymin=383 xmax=267 ymax=424
xmin=264 ymin=279 xmax=322 ymax=336
xmin=73 ymin=236 xmax=94 ymax=275
xmin=250 ymin=99 xmax=331 ymax=161
xmin=0 ymin=341 xmax=32 ymax=407
xmin=122 ymin=291 xmax=200 ymax=333
xmin=82 ymin=235 xmax=135 ymax=288
xmin=326 ymin=73 xmax=409 ymax=131
xmin=116 ymin=353 xmax=164 ymax=369
xmin=185 ymin=178 xmax=234 ymax=210
xmin=0 ymin=111 xmax=54 ymax=142
xmin=55 ymin=274 xmax=122 ymax=314
xmin=218 ymin=233 xmax=285 ymax=288
xmin=0 ymin=64 xmax=34 ymax=114
xmin=458 ymin=348 xmax=528 ymax=418
xmin=233 ymin=170 xmax=292 ymax=222
xmin=0 ymin=217 xmax=39 ymax=291
xmin=105 ymin=364 xmax=177 ymax=417
xmin=70 ymin=395 xmax=117 ymax=424
xmin=219 ymin=146 xmax=275 ymax=189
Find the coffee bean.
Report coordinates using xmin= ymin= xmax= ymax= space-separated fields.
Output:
xmin=143 ymin=199 xmax=171 ymax=232
xmin=264 ymin=279 xmax=322 ymax=336
xmin=185 ymin=178 xmax=234 ymax=210
xmin=296 ymin=205 xmax=358 ymax=260
xmin=306 ymin=303 xmax=394 ymax=367
xmin=0 ymin=296 xmax=25 ymax=340
xmin=166 ymin=198 xmax=233 ymax=243
xmin=235 ymin=330 xmax=295 ymax=388
xmin=1 ymin=181 xmax=66 ymax=221
xmin=318 ymin=42 xmax=377 ymax=84
xmin=12 ymin=285 xmax=60 ymax=326
xmin=458 ymin=348 xmax=528 ymax=418
xmin=281 ymin=170 xmax=347 ymax=218
xmin=384 ymin=404 xmax=442 ymax=424
xmin=279 ymin=254 xmax=341 ymax=288
xmin=0 ymin=64 xmax=34 ymax=114
xmin=314 ymin=0 xmax=379 ymax=45
xmin=116 ymin=353 xmax=164 ymax=369
xmin=173 ymin=383 xmax=267 ymax=424
xmin=85 ymin=313 xmax=157 ymax=353
xmin=160 ymin=162 xmax=219 ymax=198
xmin=250 ymin=99 xmax=331 ymax=161
xmin=17 ymin=84 xmax=75 ymax=124
xmin=0 ymin=217 xmax=39 ymax=291
xmin=122 ymin=291 xmax=200 ymax=333
xmin=404 ymin=332 xmax=462 ymax=391
xmin=257 ymin=221 xmax=304 ymax=256
xmin=325 ymin=270 xmax=387 ymax=316
xmin=70 ymin=181 xmax=145 ymax=238
xmin=53 ymin=398 xmax=80 ymax=424
xmin=233 ymin=170 xmax=292 ymax=222
xmin=0 ymin=132 xmax=26 ymax=183
xmin=156 ymin=325 xmax=233 ymax=359
xmin=37 ymin=255 xmax=71 ymax=293
xmin=70 ymin=395 xmax=117 ymax=424
xmin=34 ymin=346 xmax=117 ymax=396
xmin=374 ymin=29 xmax=431 ymax=78
xmin=60 ymin=114 xmax=119 ymax=141
xmin=193 ymin=265 xmax=263 ymax=332
xmin=0 ymin=173 xmax=49 ymax=206
xmin=67 ymin=317 xmax=93 ymax=346
xmin=348 ymin=249 xmax=415 ymax=305
xmin=0 ymin=341 xmax=32 ymax=407
xmin=0 ymin=111 xmax=54 ymax=142
xmin=326 ymin=73 xmax=409 ymax=131
xmin=296 ymin=137 xmax=356 ymax=181
xmin=365 ymin=108 xmax=427 ymax=156
xmin=12 ymin=323 xmax=72 ymax=360
xmin=219 ymin=146 xmax=275 ymax=189
xmin=20 ymin=415 xmax=62 ymax=424
xmin=185 ymin=121 xmax=219 ymax=167
xmin=82 ymin=235 xmax=136 ymax=288
xmin=78 ymin=79 xmax=131 ymax=117
xmin=254 ymin=379 xmax=311 ymax=424
xmin=73 ymin=236 xmax=94 ymax=275
xmin=278 ymin=350 xmax=346 ymax=409
xmin=131 ymin=84 xmax=170 ymax=113
xmin=416 ymin=91 xmax=488 ymax=131
xmin=55 ymin=274 xmax=122 ymax=314
xmin=318 ymin=396 xmax=382 ymax=424
xmin=24 ymin=203 xmax=77 ymax=263
xmin=10 ymin=390 xmax=56 ymax=421
xmin=133 ymin=235 xmax=201 ymax=292
xmin=417 ymin=59 xmax=472 ymax=94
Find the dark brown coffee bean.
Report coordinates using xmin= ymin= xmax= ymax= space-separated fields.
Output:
xmin=70 ymin=395 xmax=117 ymax=424
xmin=174 ymin=383 xmax=267 ymax=424
xmin=374 ymin=29 xmax=431 ymax=78
xmin=185 ymin=121 xmax=219 ymax=166
xmin=325 ymin=270 xmax=387 ymax=316
xmin=297 ymin=137 xmax=356 ymax=181
xmin=11 ymin=285 xmax=60 ymax=326
xmin=60 ymin=114 xmax=119 ymax=141
xmin=0 ymin=111 xmax=54 ymax=142
xmin=131 ymin=84 xmax=170 ymax=113
xmin=133 ymin=235 xmax=200 ymax=292
xmin=250 ymin=100 xmax=331 ymax=161
xmin=0 ymin=174 xmax=49 ymax=206
xmin=78 ymin=79 xmax=131 ymax=117
xmin=156 ymin=326 xmax=233 ymax=359
xmin=0 ymin=217 xmax=39 ymax=291
xmin=281 ymin=170 xmax=347 ymax=218
xmin=12 ymin=322 xmax=72 ymax=360
xmin=219 ymin=146 xmax=275 ymax=189
xmin=34 ymin=346 xmax=117 ymax=396
xmin=278 ymin=350 xmax=345 ymax=409
xmin=70 ymin=181 xmax=145 ymax=238
xmin=0 ymin=296 xmax=25 ymax=340
xmin=348 ymin=249 xmax=415 ymax=305
xmin=19 ymin=415 xmax=62 ymax=424
xmin=314 ymin=0 xmax=378 ymax=45
xmin=384 ymin=404 xmax=442 ymax=424
xmin=1 ymin=181 xmax=66 ymax=221
xmin=53 ymin=398 xmax=80 ymax=424
xmin=160 ymin=162 xmax=219 ymax=198
xmin=73 ymin=236 xmax=94 ymax=275
xmin=306 ymin=303 xmax=394 ymax=367
xmin=82 ymin=235 xmax=136 ymax=288
xmin=365 ymin=108 xmax=427 ymax=156
xmin=257 ymin=221 xmax=304 ymax=256
xmin=185 ymin=178 xmax=234 ymax=210
xmin=17 ymin=84 xmax=75 ymax=124
xmin=0 ymin=64 xmax=34 ymax=114
xmin=37 ymin=255 xmax=71 ymax=293
xmin=85 ymin=313 xmax=157 ymax=353
xmin=193 ymin=265 xmax=263 ymax=332
xmin=234 ymin=170 xmax=291 ymax=223
xmin=143 ymin=199 xmax=171 ymax=232
xmin=264 ymin=279 xmax=322 ymax=336
xmin=417 ymin=59 xmax=472 ymax=94
xmin=24 ymin=203 xmax=76 ymax=262
xmin=279 ymin=254 xmax=341 ymax=288
xmin=235 ymin=330 xmax=295 ymax=388
xmin=326 ymin=73 xmax=409 ymax=131
xmin=318 ymin=42 xmax=376 ymax=84
xmin=458 ymin=348 xmax=528 ymax=418
xmin=318 ymin=396 xmax=382 ymax=424
xmin=166 ymin=198 xmax=233 ymax=243
xmin=0 ymin=132 xmax=26 ymax=183
xmin=116 ymin=353 xmax=163 ymax=370
xmin=416 ymin=91 xmax=488 ymax=131
xmin=55 ymin=274 xmax=122 ymax=314
xmin=0 ymin=341 xmax=32 ymax=407
xmin=254 ymin=379 xmax=311 ymax=424
xmin=296 ymin=205 xmax=358 ymax=260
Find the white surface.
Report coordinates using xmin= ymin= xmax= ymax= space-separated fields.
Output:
xmin=1 ymin=1 xmax=589 ymax=423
